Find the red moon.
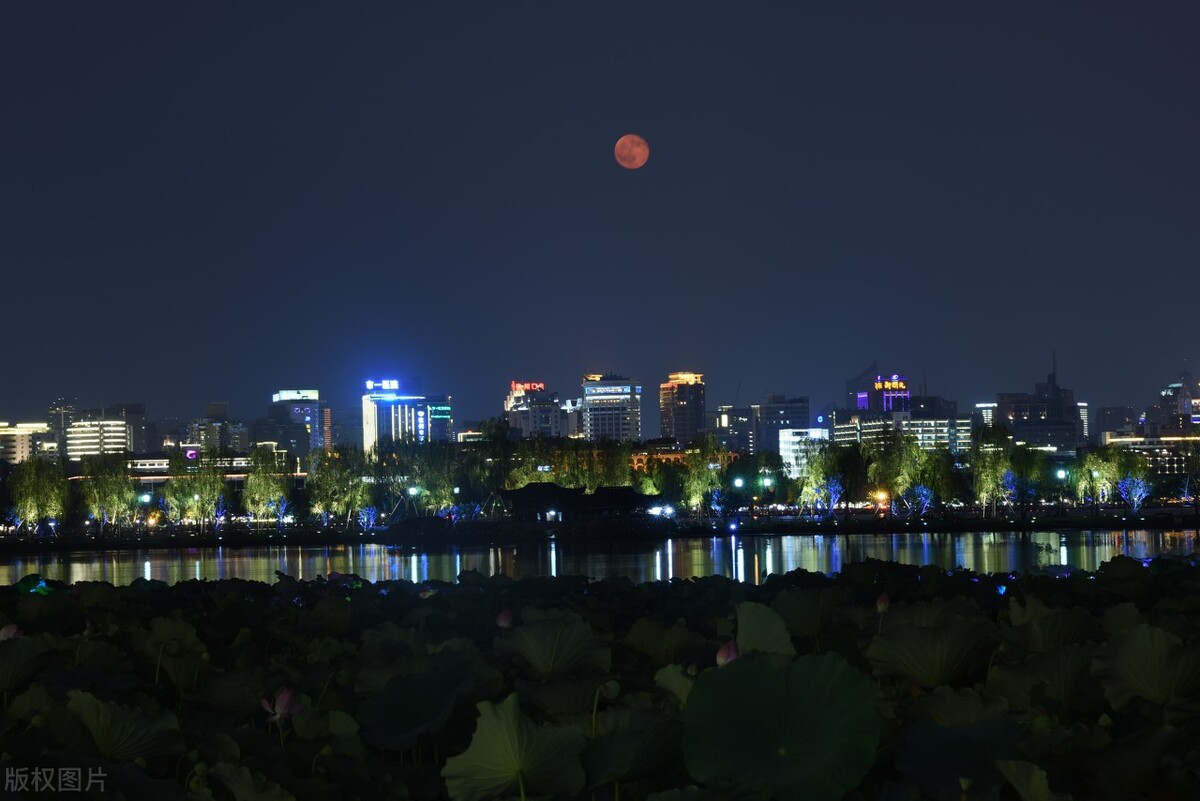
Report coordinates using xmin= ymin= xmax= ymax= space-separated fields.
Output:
xmin=614 ymin=134 xmax=650 ymax=169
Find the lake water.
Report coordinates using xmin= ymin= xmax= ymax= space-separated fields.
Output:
xmin=0 ymin=529 xmax=1195 ymax=586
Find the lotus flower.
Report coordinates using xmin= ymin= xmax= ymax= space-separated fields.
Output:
xmin=716 ymin=640 xmax=739 ymax=667
xmin=261 ymin=687 xmax=304 ymax=726
xmin=0 ymin=623 xmax=20 ymax=641
xmin=875 ymin=591 xmax=890 ymax=614
xmin=496 ymin=608 xmax=513 ymax=629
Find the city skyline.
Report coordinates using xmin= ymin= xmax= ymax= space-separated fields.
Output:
xmin=4 ymin=5 xmax=1197 ymax=433
xmin=5 ymin=358 xmax=1197 ymax=446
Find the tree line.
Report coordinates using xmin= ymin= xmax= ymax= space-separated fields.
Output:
xmin=3 ymin=423 xmax=1199 ymax=535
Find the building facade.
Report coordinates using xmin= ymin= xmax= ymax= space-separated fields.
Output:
xmin=65 ymin=419 xmax=130 ymax=461
xmin=659 ymin=372 xmax=706 ymax=446
xmin=581 ymin=374 xmax=642 ymax=442
xmin=506 ymin=381 xmax=580 ymax=439
xmin=995 ymin=367 xmax=1084 ymax=452
xmin=0 ymin=422 xmax=52 ymax=465
xmin=753 ymin=394 xmax=810 ymax=454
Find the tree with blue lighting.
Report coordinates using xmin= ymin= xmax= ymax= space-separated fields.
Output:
xmin=1117 ymin=474 xmax=1151 ymax=515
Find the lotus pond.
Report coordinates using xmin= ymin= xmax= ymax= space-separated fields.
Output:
xmin=2 ymin=552 xmax=1200 ymax=800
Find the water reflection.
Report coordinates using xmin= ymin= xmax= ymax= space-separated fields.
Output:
xmin=0 ymin=529 xmax=1194 ymax=586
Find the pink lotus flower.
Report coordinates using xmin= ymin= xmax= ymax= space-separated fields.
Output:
xmin=496 ymin=608 xmax=513 ymax=629
xmin=875 ymin=591 xmax=890 ymax=614
xmin=261 ymin=687 xmax=304 ymax=726
xmin=716 ymin=640 xmax=739 ymax=667
xmin=0 ymin=624 xmax=20 ymax=641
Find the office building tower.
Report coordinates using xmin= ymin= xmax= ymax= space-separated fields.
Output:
xmin=506 ymin=381 xmax=579 ymax=439
xmin=711 ymin=406 xmax=756 ymax=453
xmin=581 ymin=374 xmax=642 ymax=442
xmin=360 ymin=379 xmax=450 ymax=452
xmin=753 ymin=393 xmax=810 ymax=454
xmin=659 ymin=372 xmax=706 ymax=446
xmin=65 ymin=419 xmax=130 ymax=461
xmin=270 ymin=390 xmax=322 ymax=455
xmin=995 ymin=362 xmax=1084 ymax=451
xmin=46 ymin=397 xmax=77 ymax=451
xmin=0 ymin=423 xmax=52 ymax=465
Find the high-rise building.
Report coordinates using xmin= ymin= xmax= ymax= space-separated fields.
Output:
xmin=581 ymin=374 xmax=642 ymax=442
xmin=100 ymin=403 xmax=151 ymax=453
xmin=361 ymin=380 xmax=452 ymax=452
xmin=362 ymin=380 xmax=428 ymax=453
xmin=711 ymin=406 xmax=755 ymax=453
xmin=753 ymin=393 xmax=809 ymax=454
xmin=659 ymin=372 xmax=706 ymax=446
xmin=427 ymin=396 xmax=455 ymax=443
xmin=1096 ymin=406 xmax=1136 ymax=438
xmin=0 ymin=422 xmax=52 ymax=465
xmin=46 ymin=397 xmax=77 ymax=451
xmin=995 ymin=364 xmax=1084 ymax=451
xmin=269 ymin=390 xmax=323 ymax=455
xmin=65 ymin=419 xmax=130 ymax=461
xmin=506 ymin=381 xmax=580 ymax=439
xmin=779 ymin=428 xmax=829 ymax=479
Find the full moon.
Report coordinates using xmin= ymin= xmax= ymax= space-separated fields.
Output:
xmin=614 ymin=133 xmax=650 ymax=169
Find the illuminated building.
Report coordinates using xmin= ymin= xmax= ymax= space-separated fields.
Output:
xmin=271 ymin=390 xmax=321 ymax=452
xmin=65 ymin=419 xmax=130 ymax=461
xmin=581 ymin=374 xmax=642 ymax=442
xmin=861 ymin=374 xmax=911 ymax=413
xmin=711 ymin=405 xmax=755 ymax=453
xmin=659 ymin=372 xmax=706 ymax=446
xmin=975 ymin=402 xmax=998 ymax=427
xmin=426 ymin=396 xmax=455 ymax=442
xmin=1103 ymin=433 xmax=1200 ymax=477
xmin=0 ymin=422 xmax=52 ymax=465
xmin=506 ymin=380 xmax=580 ymax=439
xmin=779 ymin=428 xmax=829 ymax=478
xmin=995 ymin=364 xmax=1084 ymax=451
xmin=46 ymin=397 xmax=77 ymax=451
xmin=361 ymin=380 xmax=454 ymax=453
xmin=833 ymin=414 xmax=972 ymax=454
xmin=753 ymin=394 xmax=809 ymax=454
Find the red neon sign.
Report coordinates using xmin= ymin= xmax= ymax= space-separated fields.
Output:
xmin=510 ymin=381 xmax=546 ymax=392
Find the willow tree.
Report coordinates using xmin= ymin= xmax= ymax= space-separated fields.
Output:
xmin=864 ymin=430 xmax=921 ymax=513
xmin=9 ymin=458 xmax=66 ymax=535
xmin=682 ymin=435 xmax=725 ymax=514
xmin=80 ymin=453 xmax=136 ymax=533
xmin=308 ymin=448 xmax=370 ymax=529
xmin=244 ymin=447 xmax=289 ymax=529
xmin=1075 ymin=449 xmax=1118 ymax=516
xmin=972 ymin=447 xmax=1009 ymax=518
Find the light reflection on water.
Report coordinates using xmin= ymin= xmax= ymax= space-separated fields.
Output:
xmin=0 ymin=529 xmax=1194 ymax=586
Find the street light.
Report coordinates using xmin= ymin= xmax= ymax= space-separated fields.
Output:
xmin=733 ymin=477 xmax=744 ymax=489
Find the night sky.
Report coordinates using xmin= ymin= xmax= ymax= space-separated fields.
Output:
xmin=4 ymin=3 xmax=1197 ymax=435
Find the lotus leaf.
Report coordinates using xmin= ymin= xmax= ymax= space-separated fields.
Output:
xmin=654 ymin=664 xmax=693 ymax=707
xmin=209 ymin=762 xmax=297 ymax=801
xmin=1100 ymin=602 xmax=1143 ymax=636
xmin=734 ymin=602 xmax=796 ymax=657
xmin=866 ymin=617 xmax=994 ymax=688
xmin=132 ymin=616 xmax=208 ymax=690
xmin=442 ymin=693 xmax=586 ymax=801
xmin=995 ymin=759 xmax=1070 ymax=801
xmin=193 ymin=667 xmax=267 ymax=716
xmin=894 ymin=717 xmax=1021 ymax=801
xmin=5 ymin=682 xmax=55 ymax=721
xmin=909 ymin=686 xmax=1006 ymax=727
xmin=771 ymin=586 xmax=844 ymax=639
xmin=497 ymin=613 xmax=611 ymax=680
xmin=0 ymin=636 xmax=52 ymax=693
xmin=625 ymin=618 xmax=707 ymax=667
xmin=681 ymin=653 xmax=880 ymax=801
xmin=519 ymin=674 xmax=613 ymax=717
xmin=357 ymin=667 xmax=471 ymax=749
xmin=1005 ymin=606 xmax=1095 ymax=654
xmin=66 ymin=689 xmax=185 ymax=762
xmin=585 ymin=708 xmax=683 ymax=788
xmin=1092 ymin=624 xmax=1200 ymax=707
